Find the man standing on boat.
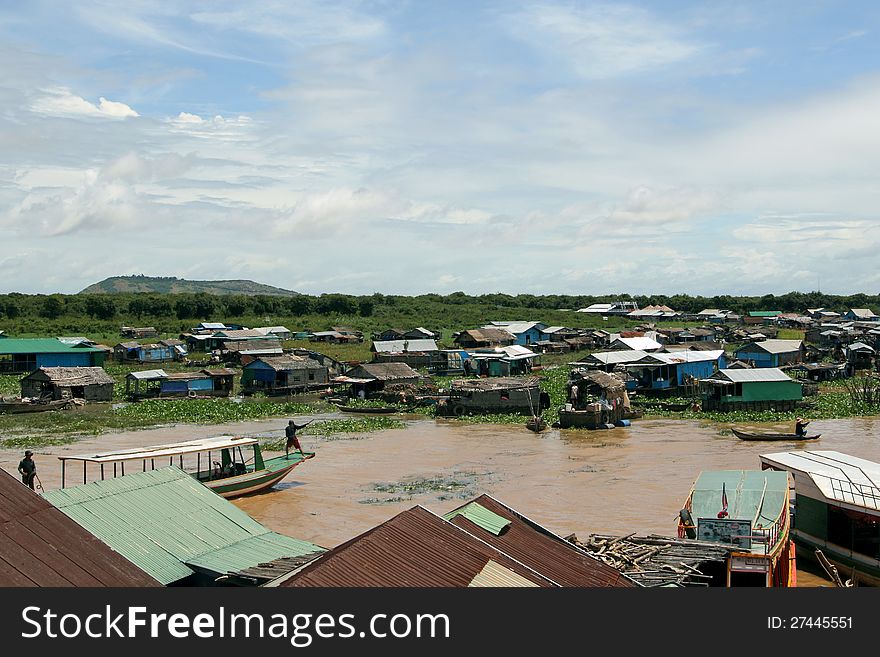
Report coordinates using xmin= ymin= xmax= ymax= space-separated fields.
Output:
xmin=285 ymin=419 xmax=312 ymax=459
xmin=18 ymin=450 xmax=36 ymax=490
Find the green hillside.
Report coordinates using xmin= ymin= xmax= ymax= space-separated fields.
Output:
xmin=80 ymin=275 xmax=300 ymax=297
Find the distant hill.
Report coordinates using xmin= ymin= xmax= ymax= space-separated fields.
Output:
xmin=80 ymin=276 xmax=300 ymax=297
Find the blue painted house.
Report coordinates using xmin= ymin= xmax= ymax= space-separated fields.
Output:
xmin=114 ymin=341 xmax=176 ymax=364
xmin=0 ymin=338 xmax=105 ymax=373
xmin=733 ymin=340 xmax=804 ymax=368
xmin=627 ymin=350 xmax=726 ymax=391
xmin=484 ymin=322 xmax=547 ymax=346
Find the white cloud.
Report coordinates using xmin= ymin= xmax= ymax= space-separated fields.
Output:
xmin=30 ymin=87 xmax=139 ymax=119
xmin=504 ymin=2 xmax=703 ymax=78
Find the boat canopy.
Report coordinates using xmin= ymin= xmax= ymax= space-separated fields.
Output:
xmin=59 ymin=436 xmax=260 ymax=464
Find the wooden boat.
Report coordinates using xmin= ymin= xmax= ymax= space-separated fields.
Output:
xmin=58 ymin=436 xmax=313 ymax=498
xmin=678 ymin=469 xmax=796 ymax=587
xmin=525 ymin=415 xmax=547 ymax=432
xmin=732 ymin=428 xmax=821 ymax=442
xmin=761 ymin=450 xmax=880 ymax=586
xmin=0 ymin=398 xmax=73 ymax=414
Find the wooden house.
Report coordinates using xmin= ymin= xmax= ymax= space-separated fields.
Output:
xmin=700 ymin=368 xmax=802 ymax=412
xmin=844 ymin=309 xmax=880 ymax=322
xmin=334 ymin=362 xmax=421 ymax=398
xmin=221 ymin=339 xmax=284 ymax=364
xmin=846 ymin=342 xmax=876 ymax=372
xmin=21 ymin=366 xmax=115 ymax=402
xmin=371 ymin=339 xmax=439 ymax=368
xmin=241 ymin=356 xmax=329 ymax=395
xmin=734 ymin=340 xmax=804 ymax=368
xmin=484 ymin=322 xmax=547 ymax=346
xmin=113 ymin=341 xmax=176 ymax=364
xmin=0 ymin=338 xmax=106 ymax=373
xmin=626 ymin=351 xmax=726 ymax=394
xmin=466 ymin=345 xmax=539 ymax=377
xmin=453 ymin=328 xmax=515 ymax=349
xmin=744 ymin=311 xmax=782 ymax=326
xmin=437 ymin=377 xmax=548 ymax=416
xmin=124 ymin=368 xmax=235 ymax=399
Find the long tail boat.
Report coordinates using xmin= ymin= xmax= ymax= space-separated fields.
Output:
xmin=57 ymin=436 xmax=313 ymax=498
xmin=678 ymin=469 xmax=797 ymax=587
xmin=732 ymin=428 xmax=821 ymax=441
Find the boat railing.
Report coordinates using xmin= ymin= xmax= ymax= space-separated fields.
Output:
xmin=827 ymin=476 xmax=880 ymax=511
xmin=750 ymin=502 xmax=786 ymax=555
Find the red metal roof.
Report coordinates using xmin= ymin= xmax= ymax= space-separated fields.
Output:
xmin=279 ymin=505 xmax=556 ymax=587
xmin=446 ymin=495 xmax=637 ymax=587
xmin=0 ymin=469 xmax=159 ymax=587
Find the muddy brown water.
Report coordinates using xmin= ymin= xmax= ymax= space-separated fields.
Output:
xmin=4 ymin=415 xmax=879 ymax=586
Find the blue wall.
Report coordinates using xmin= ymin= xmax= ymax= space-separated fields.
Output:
xmin=512 ymin=327 xmax=543 ymax=346
xmin=734 ymin=349 xmax=776 ymax=367
xmin=37 ymin=353 xmax=98 ymax=367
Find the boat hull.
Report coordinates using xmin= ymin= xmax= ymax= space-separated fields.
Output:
xmin=732 ymin=428 xmax=821 ymax=441
xmin=336 ymin=405 xmax=399 ymax=414
xmin=792 ymin=530 xmax=880 ymax=586
xmin=203 ymin=453 xmax=314 ymax=498
xmin=0 ymin=399 xmax=73 ymax=414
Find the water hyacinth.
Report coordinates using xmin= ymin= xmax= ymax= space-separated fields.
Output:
xmin=113 ymin=398 xmax=327 ymax=424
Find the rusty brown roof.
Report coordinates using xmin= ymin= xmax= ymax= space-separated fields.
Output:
xmin=445 ymin=495 xmax=637 ymax=587
xmin=278 ymin=505 xmax=556 ymax=587
xmin=0 ymin=469 xmax=159 ymax=587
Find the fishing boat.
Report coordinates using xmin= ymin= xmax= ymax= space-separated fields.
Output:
xmin=732 ymin=428 xmax=820 ymax=442
xmin=525 ymin=415 xmax=547 ymax=432
xmin=57 ymin=436 xmax=313 ymax=498
xmin=678 ymin=469 xmax=796 ymax=587
xmin=760 ymin=450 xmax=880 ymax=586
xmin=0 ymin=398 xmax=73 ymax=414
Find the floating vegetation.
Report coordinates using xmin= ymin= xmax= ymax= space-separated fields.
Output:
xmin=113 ymin=398 xmax=326 ymax=425
xmin=361 ymin=471 xmax=483 ymax=505
xmin=0 ymin=435 xmax=78 ymax=449
xmin=262 ymin=416 xmax=404 ymax=450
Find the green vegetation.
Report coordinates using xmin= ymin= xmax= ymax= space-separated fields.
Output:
xmin=262 ymin=417 xmax=405 ymax=450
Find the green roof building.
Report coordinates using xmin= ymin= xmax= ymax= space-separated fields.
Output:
xmin=44 ymin=467 xmax=324 ymax=586
xmin=0 ymin=338 xmax=105 ymax=373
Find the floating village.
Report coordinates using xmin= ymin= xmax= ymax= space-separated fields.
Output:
xmin=2 ymin=301 xmax=880 ymax=588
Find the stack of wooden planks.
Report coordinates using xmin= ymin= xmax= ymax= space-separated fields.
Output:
xmin=567 ymin=533 xmax=735 ymax=587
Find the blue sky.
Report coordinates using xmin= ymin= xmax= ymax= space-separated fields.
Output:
xmin=2 ymin=1 xmax=879 ymax=296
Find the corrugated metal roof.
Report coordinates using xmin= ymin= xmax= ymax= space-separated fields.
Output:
xmin=584 ymin=350 xmax=648 ymax=365
xmin=637 ymin=350 xmax=724 ymax=366
xmin=760 ymin=450 xmax=880 ymax=511
xmin=279 ymin=505 xmax=557 ymax=587
xmin=372 ymin=339 xmax=439 ymax=353
xmin=0 ymin=338 xmax=102 ymax=354
xmin=468 ymin=560 xmax=540 ymax=587
xmin=127 ymin=369 xmax=168 ymax=380
xmin=44 ymin=467 xmax=323 ymax=585
xmin=611 ymin=337 xmax=663 ymax=351
xmin=443 ymin=502 xmax=511 ymax=535
xmin=0 ymin=469 xmax=159 ymax=587
xmin=445 ymin=495 xmax=637 ymax=588
xmin=186 ymin=533 xmax=325 ymax=575
xmin=708 ymin=368 xmax=793 ymax=383
xmin=736 ymin=339 xmax=803 ymax=355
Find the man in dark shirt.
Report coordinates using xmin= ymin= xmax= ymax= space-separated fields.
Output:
xmin=285 ymin=419 xmax=312 ymax=459
xmin=18 ymin=451 xmax=36 ymax=489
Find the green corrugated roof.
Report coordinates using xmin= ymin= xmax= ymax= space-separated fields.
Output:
xmin=443 ymin=502 xmax=511 ymax=535
xmin=690 ymin=470 xmax=788 ymax=527
xmin=186 ymin=533 xmax=323 ymax=575
xmin=748 ymin=311 xmax=782 ymax=317
xmin=0 ymin=338 xmax=101 ymax=354
xmin=44 ymin=467 xmax=323 ymax=585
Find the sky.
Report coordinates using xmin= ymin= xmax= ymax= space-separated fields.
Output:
xmin=2 ymin=1 xmax=880 ymax=297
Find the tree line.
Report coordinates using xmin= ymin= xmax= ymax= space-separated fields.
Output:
xmin=0 ymin=290 xmax=877 ymax=323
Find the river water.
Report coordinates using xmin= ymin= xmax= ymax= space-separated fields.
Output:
xmin=4 ymin=415 xmax=879 ymax=586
